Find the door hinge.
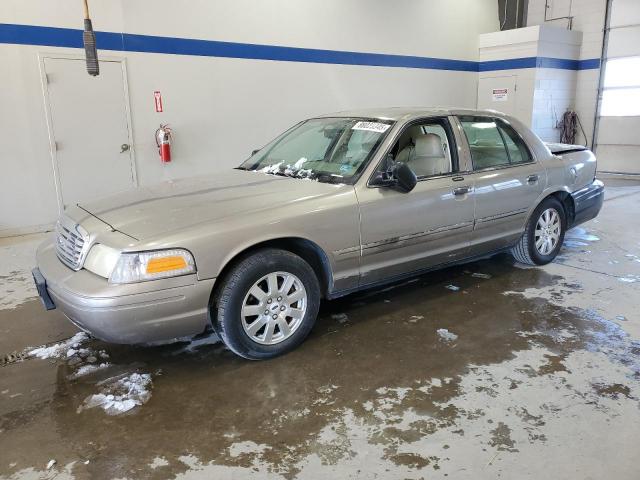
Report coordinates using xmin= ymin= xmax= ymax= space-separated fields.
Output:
xmin=45 ymin=73 xmax=50 ymax=84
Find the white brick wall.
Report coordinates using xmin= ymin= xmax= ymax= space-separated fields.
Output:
xmin=478 ymin=25 xmax=582 ymax=142
xmin=527 ymin=0 xmax=607 ymax=146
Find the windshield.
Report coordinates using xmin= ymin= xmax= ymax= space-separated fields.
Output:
xmin=239 ymin=117 xmax=394 ymax=183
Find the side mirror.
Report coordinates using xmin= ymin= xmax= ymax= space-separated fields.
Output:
xmin=251 ymin=148 xmax=260 ymax=156
xmin=392 ymin=162 xmax=417 ymax=193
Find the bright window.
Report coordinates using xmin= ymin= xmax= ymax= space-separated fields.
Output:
xmin=601 ymin=57 xmax=640 ymax=116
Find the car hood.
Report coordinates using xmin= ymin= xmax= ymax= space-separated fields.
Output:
xmin=77 ymin=169 xmax=347 ymax=240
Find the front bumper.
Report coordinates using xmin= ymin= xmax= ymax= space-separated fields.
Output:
xmin=570 ymin=179 xmax=604 ymax=227
xmin=35 ymin=239 xmax=215 ymax=344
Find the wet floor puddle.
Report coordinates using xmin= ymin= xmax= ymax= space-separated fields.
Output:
xmin=1 ymin=255 xmax=639 ymax=479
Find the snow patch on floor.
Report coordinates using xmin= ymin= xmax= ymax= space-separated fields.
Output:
xmin=69 ymin=363 xmax=111 ymax=379
xmin=2 ymin=463 xmax=76 ymax=480
xmin=29 ymin=332 xmax=89 ymax=360
xmin=78 ymin=372 xmax=152 ymax=415
xmin=437 ymin=328 xmax=458 ymax=343
xmin=149 ymin=456 xmax=170 ymax=469
xmin=618 ymin=275 xmax=639 ymax=283
xmin=229 ymin=441 xmax=269 ymax=458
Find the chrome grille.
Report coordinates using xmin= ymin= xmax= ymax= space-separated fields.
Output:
xmin=55 ymin=217 xmax=89 ymax=270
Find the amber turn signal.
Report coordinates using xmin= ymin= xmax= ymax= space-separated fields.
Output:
xmin=146 ymin=255 xmax=188 ymax=274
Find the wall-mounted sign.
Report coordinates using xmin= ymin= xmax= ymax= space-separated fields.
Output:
xmin=492 ymin=88 xmax=508 ymax=102
xmin=154 ymin=91 xmax=163 ymax=112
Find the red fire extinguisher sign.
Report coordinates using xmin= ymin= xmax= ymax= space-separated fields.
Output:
xmin=154 ymin=91 xmax=163 ymax=112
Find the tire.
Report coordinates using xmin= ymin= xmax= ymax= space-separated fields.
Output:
xmin=511 ymin=196 xmax=566 ymax=266
xmin=213 ymin=248 xmax=321 ymax=360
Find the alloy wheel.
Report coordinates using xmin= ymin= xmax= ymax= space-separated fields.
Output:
xmin=534 ymin=208 xmax=561 ymax=255
xmin=240 ymin=271 xmax=307 ymax=345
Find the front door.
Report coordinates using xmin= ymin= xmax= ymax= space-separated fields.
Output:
xmin=43 ymin=57 xmax=136 ymax=210
xmin=456 ymin=115 xmax=545 ymax=252
xmin=355 ymin=118 xmax=475 ymax=285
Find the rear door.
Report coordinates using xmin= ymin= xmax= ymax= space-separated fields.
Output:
xmin=355 ymin=117 xmax=475 ymax=285
xmin=455 ymin=115 xmax=545 ymax=252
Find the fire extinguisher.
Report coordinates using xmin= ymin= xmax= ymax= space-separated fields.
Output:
xmin=155 ymin=124 xmax=172 ymax=163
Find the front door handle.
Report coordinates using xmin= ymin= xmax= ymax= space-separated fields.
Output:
xmin=453 ymin=186 xmax=471 ymax=196
xmin=527 ymin=174 xmax=539 ymax=184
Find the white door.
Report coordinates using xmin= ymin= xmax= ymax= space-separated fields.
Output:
xmin=477 ymin=75 xmax=518 ymax=116
xmin=44 ymin=57 xmax=136 ymax=209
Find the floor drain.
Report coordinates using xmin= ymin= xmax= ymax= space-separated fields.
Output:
xmin=1 ymin=350 xmax=28 ymax=366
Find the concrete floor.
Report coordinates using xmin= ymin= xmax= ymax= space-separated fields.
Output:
xmin=1 ymin=178 xmax=639 ymax=480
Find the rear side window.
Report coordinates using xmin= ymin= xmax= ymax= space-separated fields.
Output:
xmin=498 ymin=121 xmax=532 ymax=164
xmin=459 ymin=116 xmax=532 ymax=170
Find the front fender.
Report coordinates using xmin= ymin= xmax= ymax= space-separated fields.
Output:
xmin=134 ymin=186 xmax=362 ymax=294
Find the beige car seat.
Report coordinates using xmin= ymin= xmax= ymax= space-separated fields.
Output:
xmin=397 ymin=133 xmax=449 ymax=177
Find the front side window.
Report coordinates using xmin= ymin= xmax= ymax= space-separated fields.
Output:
xmin=459 ymin=116 xmax=531 ymax=170
xmin=376 ymin=119 xmax=455 ymax=179
xmin=239 ymin=118 xmax=393 ymax=183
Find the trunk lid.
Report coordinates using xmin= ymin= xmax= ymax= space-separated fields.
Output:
xmin=545 ymin=142 xmax=588 ymax=155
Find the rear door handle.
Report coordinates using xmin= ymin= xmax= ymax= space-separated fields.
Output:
xmin=527 ymin=174 xmax=539 ymax=184
xmin=453 ymin=186 xmax=471 ymax=196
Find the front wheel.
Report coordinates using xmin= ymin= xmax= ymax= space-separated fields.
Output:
xmin=213 ymin=248 xmax=320 ymax=360
xmin=511 ymin=197 xmax=566 ymax=266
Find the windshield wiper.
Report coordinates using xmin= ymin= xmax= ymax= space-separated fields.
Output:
xmin=311 ymin=172 xmax=344 ymax=184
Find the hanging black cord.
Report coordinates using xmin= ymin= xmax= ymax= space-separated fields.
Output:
xmin=575 ymin=114 xmax=588 ymax=148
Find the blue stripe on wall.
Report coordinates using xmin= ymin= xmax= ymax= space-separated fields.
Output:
xmin=0 ymin=23 xmax=600 ymax=72
xmin=577 ymin=58 xmax=601 ymax=70
xmin=479 ymin=57 xmax=600 ymax=71
xmin=479 ymin=57 xmax=538 ymax=71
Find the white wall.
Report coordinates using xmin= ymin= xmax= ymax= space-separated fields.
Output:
xmin=527 ymin=0 xmax=607 ymax=147
xmin=528 ymin=0 xmax=640 ymax=173
xmin=478 ymin=27 xmax=539 ymax=127
xmin=478 ymin=25 xmax=582 ymax=142
xmin=0 ymin=0 xmax=499 ymax=235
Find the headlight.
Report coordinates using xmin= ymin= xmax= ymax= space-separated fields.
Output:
xmin=109 ymin=249 xmax=196 ymax=284
xmin=84 ymin=244 xmax=121 ymax=278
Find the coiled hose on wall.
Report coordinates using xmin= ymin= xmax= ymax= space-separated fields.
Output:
xmin=559 ymin=110 xmax=588 ymax=147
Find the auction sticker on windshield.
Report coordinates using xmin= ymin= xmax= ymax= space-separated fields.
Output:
xmin=352 ymin=121 xmax=391 ymax=133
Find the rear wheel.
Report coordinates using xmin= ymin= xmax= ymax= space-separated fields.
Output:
xmin=213 ymin=248 xmax=320 ymax=360
xmin=512 ymin=197 xmax=566 ymax=266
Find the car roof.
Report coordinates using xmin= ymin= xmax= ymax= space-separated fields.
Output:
xmin=316 ymin=107 xmax=510 ymax=122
